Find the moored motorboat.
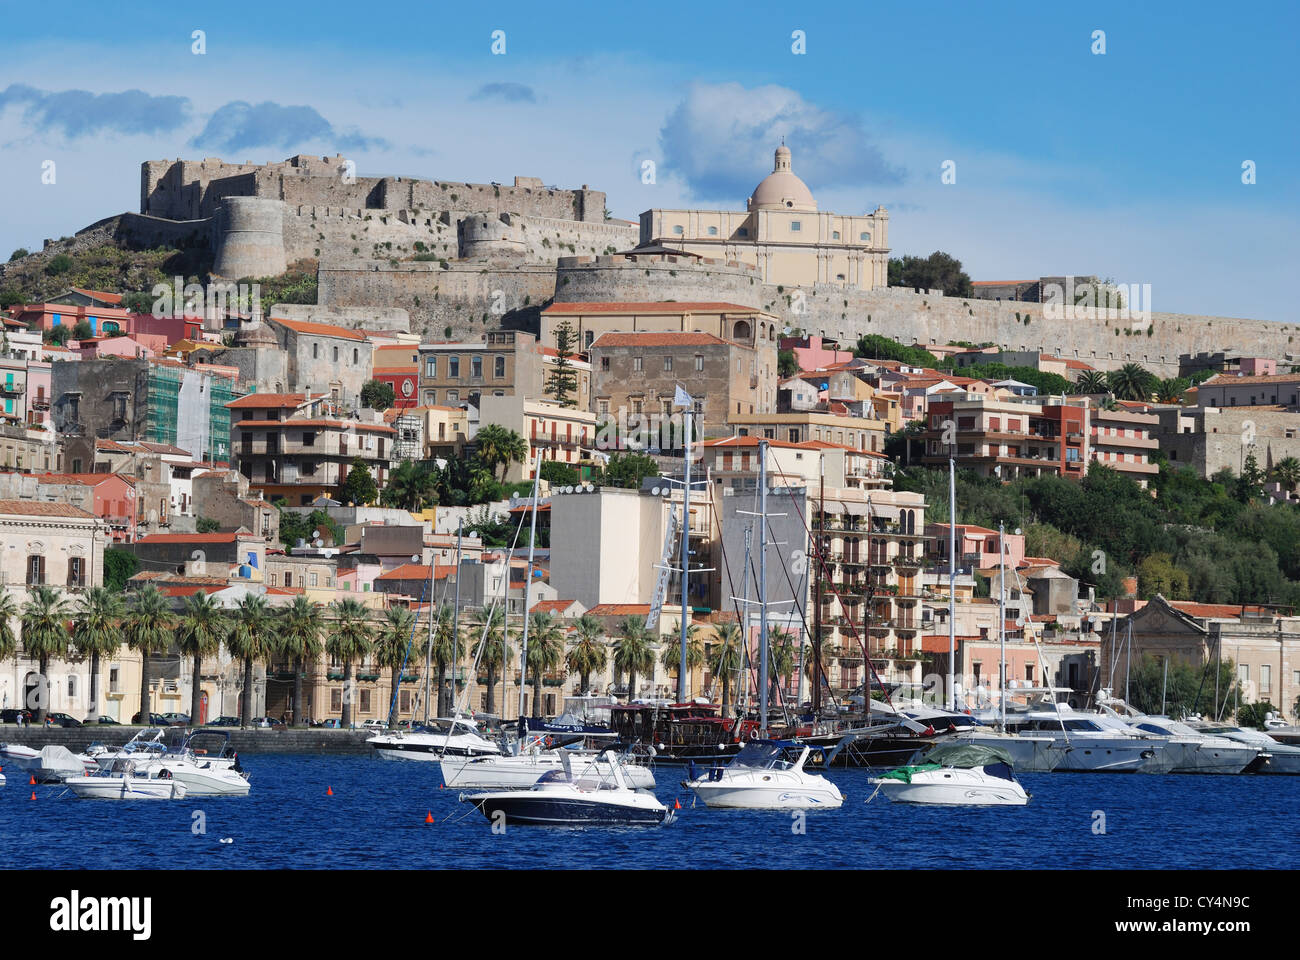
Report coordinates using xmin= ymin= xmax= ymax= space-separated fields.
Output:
xmin=870 ymin=743 xmax=1029 ymax=806
xmin=368 ymin=716 xmax=501 ymax=761
xmin=0 ymin=743 xmax=90 ymax=782
xmin=65 ymin=758 xmax=188 ymax=800
xmin=683 ymin=740 xmax=845 ymax=809
xmin=1188 ymin=722 xmax=1300 ymax=774
xmin=462 ymin=750 xmax=667 ymax=826
xmin=441 ymin=741 xmax=655 ymax=790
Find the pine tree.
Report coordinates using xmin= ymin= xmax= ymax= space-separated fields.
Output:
xmin=546 ymin=318 xmax=580 ymax=408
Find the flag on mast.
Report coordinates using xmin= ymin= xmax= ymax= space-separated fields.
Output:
xmin=673 ymin=385 xmax=693 ymax=409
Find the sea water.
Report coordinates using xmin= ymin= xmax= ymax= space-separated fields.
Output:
xmin=6 ymin=755 xmax=1297 ymax=869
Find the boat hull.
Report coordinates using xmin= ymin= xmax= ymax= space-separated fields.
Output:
xmin=950 ymin=734 xmax=1065 ymax=773
xmin=686 ymin=777 xmax=843 ymax=809
xmin=468 ymin=793 xmax=666 ymax=826
xmin=874 ymin=768 xmax=1028 ymax=806
xmin=65 ymin=777 xmax=188 ymax=800
xmin=441 ymin=753 xmax=655 ymax=790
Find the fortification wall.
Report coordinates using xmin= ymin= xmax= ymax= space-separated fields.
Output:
xmin=552 ymin=253 xmax=764 ymax=307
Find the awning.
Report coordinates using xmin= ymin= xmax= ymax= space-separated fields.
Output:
xmin=843 ymin=501 xmax=870 ymax=517
xmin=819 ymin=501 xmax=846 ymax=514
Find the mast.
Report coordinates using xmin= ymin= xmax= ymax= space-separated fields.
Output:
xmin=812 ymin=455 xmax=824 ymax=716
xmin=678 ymin=404 xmax=692 ymax=704
xmin=516 ymin=453 xmax=542 ymax=722
xmin=758 ymin=439 xmax=770 ymax=739
xmin=948 ymin=457 xmax=957 ymax=711
xmin=1124 ymin=619 xmax=1133 ymax=706
xmin=737 ymin=524 xmax=754 ymax=718
xmin=448 ymin=517 xmax=464 ymax=719
xmin=423 ymin=547 xmax=436 ymax=724
xmin=998 ymin=520 xmax=1007 ymax=732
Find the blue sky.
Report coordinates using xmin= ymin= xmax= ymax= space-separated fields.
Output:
xmin=1 ymin=0 xmax=1296 ymax=321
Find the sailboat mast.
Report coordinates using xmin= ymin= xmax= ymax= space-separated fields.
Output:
xmin=812 ymin=456 xmax=824 ymax=716
xmin=678 ymin=407 xmax=692 ymax=704
xmin=948 ymin=457 xmax=956 ymax=711
xmin=998 ymin=521 xmax=1007 ymax=732
xmin=516 ymin=453 xmax=543 ymax=721
xmin=449 ymin=517 xmax=463 ymax=717
xmin=758 ymin=439 xmax=770 ymax=739
xmin=423 ymin=547 xmax=436 ymax=725
xmin=1124 ymin=619 xmax=1133 ymax=706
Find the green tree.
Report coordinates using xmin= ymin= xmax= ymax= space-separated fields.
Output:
xmin=475 ymin=424 xmax=528 ymax=482
xmin=43 ymin=325 xmax=69 ymax=346
xmin=175 ymin=592 xmax=228 ymax=726
xmin=1137 ymin=553 xmax=1190 ymax=600
xmin=22 ymin=586 xmax=72 ymax=723
xmin=565 ymin=613 xmax=608 ymax=695
xmin=196 ymin=516 xmax=221 ymax=533
xmin=71 ymin=587 xmax=124 ymax=722
xmin=428 ymin=603 xmax=459 ymax=717
xmin=327 ymin=598 xmax=373 ymax=729
xmin=539 ymin=460 xmax=579 ymax=486
xmin=1236 ymin=700 xmax=1276 ymax=729
xmin=339 ymin=457 xmax=378 ymax=506
xmin=381 ymin=460 xmax=437 ymax=511
xmin=473 ymin=606 xmax=510 ymax=715
xmin=1271 ymin=456 xmax=1300 ymax=493
xmin=853 ymin=334 xmax=940 ymax=368
xmin=103 ymin=547 xmax=141 ymax=591
xmin=1237 ymin=454 xmax=1266 ymax=504
xmin=1107 ymin=363 xmax=1157 ymax=401
xmin=279 ymin=595 xmax=324 ymax=726
xmin=1155 ymin=377 xmax=1190 ymax=404
xmin=660 ymin=621 xmax=705 ymax=697
xmin=599 ymin=452 xmax=660 ymax=489
xmin=0 ymin=289 xmax=23 ymax=310
xmin=768 ymin=628 xmax=798 ymax=704
xmin=45 ymin=253 xmax=73 ymax=276
xmin=777 ymin=348 xmax=798 ymax=378
xmin=524 ymin=611 xmax=566 ymax=716
xmin=612 ymin=616 xmax=655 ymax=702
xmin=0 ymin=589 xmax=18 ymax=673
xmin=123 ymin=586 xmax=173 ymax=725
xmin=9 ymin=248 xmax=30 ymax=262
xmin=228 ymin=594 xmax=275 ymax=728
xmin=545 ymin=318 xmax=580 ymax=407
xmin=361 ymin=379 xmax=396 ymax=411
xmin=708 ymin=623 xmax=744 ymax=717
xmin=375 ymin=606 xmax=418 ymax=727
xmin=1073 ymin=370 xmax=1109 ymax=394
xmin=121 ymin=291 xmax=155 ymax=313
xmin=71 ymin=320 xmax=93 ymax=341
xmin=887 ymin=251 xmax=973 ymax=297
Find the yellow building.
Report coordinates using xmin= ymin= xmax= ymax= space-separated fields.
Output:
xmin=639 ymin=145 xmax=890 ymax=290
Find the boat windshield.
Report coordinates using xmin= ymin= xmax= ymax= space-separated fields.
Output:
xmin=729 ymin=743 xmax=790 ymax=770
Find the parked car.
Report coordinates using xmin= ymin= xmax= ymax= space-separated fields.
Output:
xmin=45 ymin=713 xmax=83 ymax=728
xmin=131 ymin=711 xmax=172 ymax=725
xmin=0 ymin=708 xmax=33 ymax=725
xmin=361 ymin=719 xmax=388 ymax=731
xmin=250 ymin=717 xmax=283 ymax=729
xmin=95 ymin=716 xmax=122 ymax=725
xmin=312 ymin=718 xmax=342 ymax=729
xmin=205 ymin=716 xmax=241 ymax=727
xmin=159 ymin=713 xmax=190 ymax=726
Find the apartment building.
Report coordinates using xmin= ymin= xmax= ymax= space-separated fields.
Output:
xmin=418 ymin=330 xmax=591 ymax=409
xmin=730 ymin=409 xmax=889 ymax=454
xmin=921 ymin=394 xmax=1089 ymax=480
xmin=1089 ymin=404 xmax=1160 ymax=486
xmin=477 ymin=394 xmax=598 ymax=482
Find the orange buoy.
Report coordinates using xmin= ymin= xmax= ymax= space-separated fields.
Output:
xmin=673 ymin=799 xmax=681 ymax=810
xmin=425 ymin=811 xmax=434 ymax=823
xmin=326 ymin=786 xmax=334 ymax=796
xmin=29 ymin=775 xmax=36 ymax=785
xmin=30 ymin=791 xmax=36 ymax=800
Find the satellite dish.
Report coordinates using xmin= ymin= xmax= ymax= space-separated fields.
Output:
xmin=311 ymin=530 xmax=320 ymax=539
xmin=314 ymin=539 xmax=324 ymax=548
xmin=782 ymin=327 xmax=792 ymax=335
xmin=651 ymin=487 xmax=661 ymax=496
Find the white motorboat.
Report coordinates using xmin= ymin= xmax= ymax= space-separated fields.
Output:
xmin=441 ymin=740 xmax=655 ymax=790
xmin=994 ymin=704 xmax=1173 ymax=773
xmin=870 ymin=743 xmax=1029 ymax=806
xmin=0 ymin=743 xmax=90 ymax=782
xmin=462 ymin=750 xmax=668 ymax=826
xmin=1188 ymin=722 xmax=1300 ymax=774
xmin=684 ymin=740 xmax=845 ymax=809
xmin=368 ymin=716 xmax=501 ymax=761
xmin=65 ymin=758 xmax=189 ymax=800
xmin=85 ymin=728 xmax=170 ymax=770
xmin=140 ymin=753 xmax=250 ymax=796
xmin=947 ymin=729 xmax=1066 ymax=773
xmin=1123 ymin=715 xmax=1260 ymax=774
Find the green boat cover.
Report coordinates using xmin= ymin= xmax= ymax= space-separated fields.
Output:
xmin=921 ymin=742 xmax=1017 ymax=769
xmin=879 ymin=762 xmax=941 ymax=783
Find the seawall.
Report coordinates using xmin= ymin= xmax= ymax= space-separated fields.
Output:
xmin=0 ymin=726 xmax=374 ymax=755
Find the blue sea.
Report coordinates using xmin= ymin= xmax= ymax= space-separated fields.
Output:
xmin=6 ymin=756 xmax=1297 ymax=869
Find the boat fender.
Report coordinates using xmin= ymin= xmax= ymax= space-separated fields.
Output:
xmin=543 ymin=736 xmax=554 ymax=748
xmin=158 ymin=769 xmax=172 ymax=779
xmin=747 ymin=729 xmax=758 ymax=741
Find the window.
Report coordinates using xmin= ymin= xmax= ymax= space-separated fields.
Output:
xmin=860 ymin=232 xmax=870 ymax=241
xmin=359 ymin=689 xmax=372 ymax=714
xmin=448 ymin=357 xmax=460 ymax=379
xmin=738 ymin=228 xmax=749 ymax=237
xmin=332 ymin=346 xmax=339 ymax=362
xmin=310 ymin=572 xmax=319 ymax=587
xmin=400 ymin=690 xmax=411 ymax=712
xmin=26 ymin=554 xmax=44 ymax=586
xmin=832 ymin=231 xmax=840 ymax=240
xmin=672 ymin=225 xmax=683 ymax=235
xmin=598 ymin=399 xmax=610 ymax=415
xmin=313 ymin=343 xmax=319 ymax=360
xmin=790 ymin=221 xmax=801 ymax=231
xmin=331 ymin=688 xmax=342 ymax=712
xmin=664 ymin=356 xmax=673 ymax=372
xmin=448 ymin=390 xmax=459 ymax=403
xmin=494 ymin=356 xmax=506 ymax=379
xmin=284 ymin=572 xmax=293 ymax=588
xmin=694 ymin=354 xmax=704 ymax=371
xmin=109 ymin=666 xmax=120 ymax=694
xmin=600 ymin=357 xmax=610 ymax=371
xmin=788 ymin=429 xmax=801 ymax=443
xmin=68 ymin=675 xmax=77 ymax=698
xmin=303 ymin=431 xmax=315 ymax=447
xmin=353 ymin=348 xmax=359 ymax=365
xmin=707 ymin=226 xmax=718 ymax=236
xmin=471 ymin=356 xmax=482 ymax=379
xmin=426 ymin=357 xmax=436 ymax=378
xmin=67 ymin=557 xmax=84 ymax=587
xmin=1238 ymin=664 xmax=1249 ymax=684
xmin=631 ymin=398 xmax=643 ymax=414
xmin=633 ymin=357 xmax=643 ymax=372
xmin=1261 ymin=664 xmax=1271 ymax=693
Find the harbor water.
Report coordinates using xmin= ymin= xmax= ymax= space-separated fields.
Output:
xmin=5 ymin=755 xmax=1297 ymax=869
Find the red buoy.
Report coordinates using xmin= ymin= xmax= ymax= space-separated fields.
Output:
xmin=425 ymin=811 xmax=434 ymax=823
xmin=326 ymin=786 xmax=334 ymax=796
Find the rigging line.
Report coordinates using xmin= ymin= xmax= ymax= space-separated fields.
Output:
xmin=386 ymin=575 xmax=429 ymax=727
xmin=775 ymin=478 xmax=893 ymax=708
xmin=760 ymin=509 xmax=812 ymax=722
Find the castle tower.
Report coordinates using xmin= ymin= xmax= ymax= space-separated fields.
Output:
xmin=213 ymin=197 xmax=287 ymax=279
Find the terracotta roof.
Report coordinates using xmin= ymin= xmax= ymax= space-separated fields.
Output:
xmin=792 ymin=439 xmax=889 ymax=459
xmin=375 ymin=563 xmax=455 ymax=581
xmin=1019 ymin=556 xmax=1061 ymax=567
xmin=531 ymin=599 xmax=578 ymax=615
xmin=270 ymin=316 xmax=368 ymax=341
xmin=232 ymin=419 xmax=395 ymax=434
xmin=69 ymin=287 xmax=124 ymax=304
xmin=1168 ymin=601 xmax=1270 ymax=619
xmin=508 ymin=502 xmax=551 ymax=513
xmin=1203 ymin=372 xmax=1300 ymax=386
xmin=158 ymin=585 xmax=228 ymax=598
xmin=0 ymin=500 xmax=96 ymax=519
xmin=704 ymin=436 xmax=803 ymax=450
xmin=542 ymin=302 xmax=760 ymax=315
xmin=587 ymin=603 xmax=652 ymax=617
xmin=135 ymin=532 xmax=242 ymax=544
xmin=226 ymin=393 xmax=305 ymax=409
xmin=589 ymin=332 xmax=730 ymax=348
xmin=27 ymin=472 xmax=130 ymax=486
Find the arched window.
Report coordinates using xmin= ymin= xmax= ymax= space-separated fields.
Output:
xmin=353 ymin=349 xmax=359 ymax=365
xmin=732 ymin=319 xmax=751 ymax=341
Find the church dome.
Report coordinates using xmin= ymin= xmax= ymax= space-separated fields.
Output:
xmin=747 ymin=144 xmax=817 ymax=212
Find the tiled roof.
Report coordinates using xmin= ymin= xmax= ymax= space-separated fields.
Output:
xmin=375 ymin=563 xmax=455 ymax=581
xmin=704 ymin=436 xmax=803 ymax=449
xmin=0 ymin=500 xmax=96 ymax=519
xmin=135 ymin=532 xmax=241 ymax=544
xmin=1203 ymin=372 xmax=1300 ymax=386
xmin=1169 ymin=601 xmax=1269 ymax=619
xmin=531 ymin=599 xmax=578 ymax=615
xmin=226 ymin=393 xmax=305 ymax=409
xmin=542 ymin=302 xmax=759 ymax=315
xmin=587 ymin=603 xmax=652 ymax=617
xmin=69 ymin=287 xmax=124 ymax=304
xmin=589 ymin=332 xmax=730 ymax=348
xmin=232 ymin=418 xmax=395 ymax=434
xmin=270 ymin=316 xmax=368 ymax=341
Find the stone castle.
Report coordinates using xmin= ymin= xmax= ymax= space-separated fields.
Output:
xmin=53 ymin=152 xmax=1300 ymax=376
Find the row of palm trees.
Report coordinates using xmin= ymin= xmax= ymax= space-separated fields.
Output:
xmin=1 ymin=585 xmax=827 ymax=725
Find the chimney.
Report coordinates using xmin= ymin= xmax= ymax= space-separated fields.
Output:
xmin=1122 ymin=576 xmax=1138 ymax=599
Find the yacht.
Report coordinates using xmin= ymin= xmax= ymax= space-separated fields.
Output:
xmin=461 ymin=750 xmax=668 ymax=826
xmin=870 ymin=743 xmax=1029 ymax=806
xmin=84 ymin=728 xmax=170 ymax=770
xmin=1122 ymin=715 xmax=1260 ymax=774
xmin=683 ymin=740 xmax=846 ymax=809
xmin=65 ymin=757 xmax=189 ymax=800
xmin=441 ymin=740 xmax=655 ymax=790
xmin=1187 ymin=723 xmax=1300 ymax=774
xmin=992 ymin=703 xmax=1173 ymax=773
xmin=368 ymin=716 xmax=501 ymax=761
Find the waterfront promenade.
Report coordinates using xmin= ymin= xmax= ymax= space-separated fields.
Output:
xmin=0 ymin=726 xmax=373 ymax=754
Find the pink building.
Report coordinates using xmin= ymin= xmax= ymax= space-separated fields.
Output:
xmin=74 ymin=336 xmax=155 ymax=360
xmin=25 ymin=361 xmax=53 ymax=430
xmin=779 ymin=335 xmax=854 ymax=372
xmin=926 ymin=522 xmax=1026 ymax=570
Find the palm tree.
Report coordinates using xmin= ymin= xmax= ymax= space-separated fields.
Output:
xmin=565 ymin=613 xmax=607 ymax=695
xmin=382 ymin=460 xmax=438 ymax=512
xmin=175 ymin=592 xmax=228 ymax=726
xmin=228 ymin=594 xmax=275 ymax=728
xmin=660 ymin=621 xmax=705 ymax=698
xmin=0 ymin=589 xmax=17 ymax=677
xmin=768 ymin=628 xmax=798 ymax=705
xmin=524 ymin=611 xmax=565 ymax=717
xmin=612 ymin=616 xmax=655 ymax=703
xmin=72 ymin=587 xmax=124 ymax=722
xmin=1108 ymin=363 xmax=1156 ymax=401
xmin=1073 ymin=370 xmax=1108 ymax=395
xmin=1154 ymin=377 xmax=1189 ymax=405
xmin=374 ymin=605 xmax=418 ymax=727
xmin=1271 ymin=456 xmax=1300 ymax=494
xmin=707 ymin=622 xmax=744 ymax=717
xmin=473 ymin=606 xmax=510 ymax=715
xmin=279 ymin=595 xmax=324 ymax=726
xmin=428 ymin=603 xmax=459 ymax=717
xmin=803 ymin=636 xmax=837 ymax=702
xmin=123 ymin=586 xmax=172 ymax=725
xmin=327 ymin=598 xmax=374 ymax=729
xmin=475 ymin=424 xmax=528 ymax=482
xmin=21 ymin=585 xmax=72 ymax=724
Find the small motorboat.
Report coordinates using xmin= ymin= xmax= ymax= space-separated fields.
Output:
xmin=462 ymin=750 xmax=667 ymax=826
xmin=368 ymin=716 xmax=501 ymax=761
xmin=65 ymin=758 xmax=189 ymax=800
xmin=0 ymin=743 xmax=89 ymax=783
xmin=441 ymin=737 xmax=655 ymax=790
xmin=683 ymin=740 xmax=846 ymax=810
xmin=870 ymin=743 xmax=1029 ymax=806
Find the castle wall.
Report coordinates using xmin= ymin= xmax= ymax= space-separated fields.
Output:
xmin=551 ymin=254 xmax=764 ymax=307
